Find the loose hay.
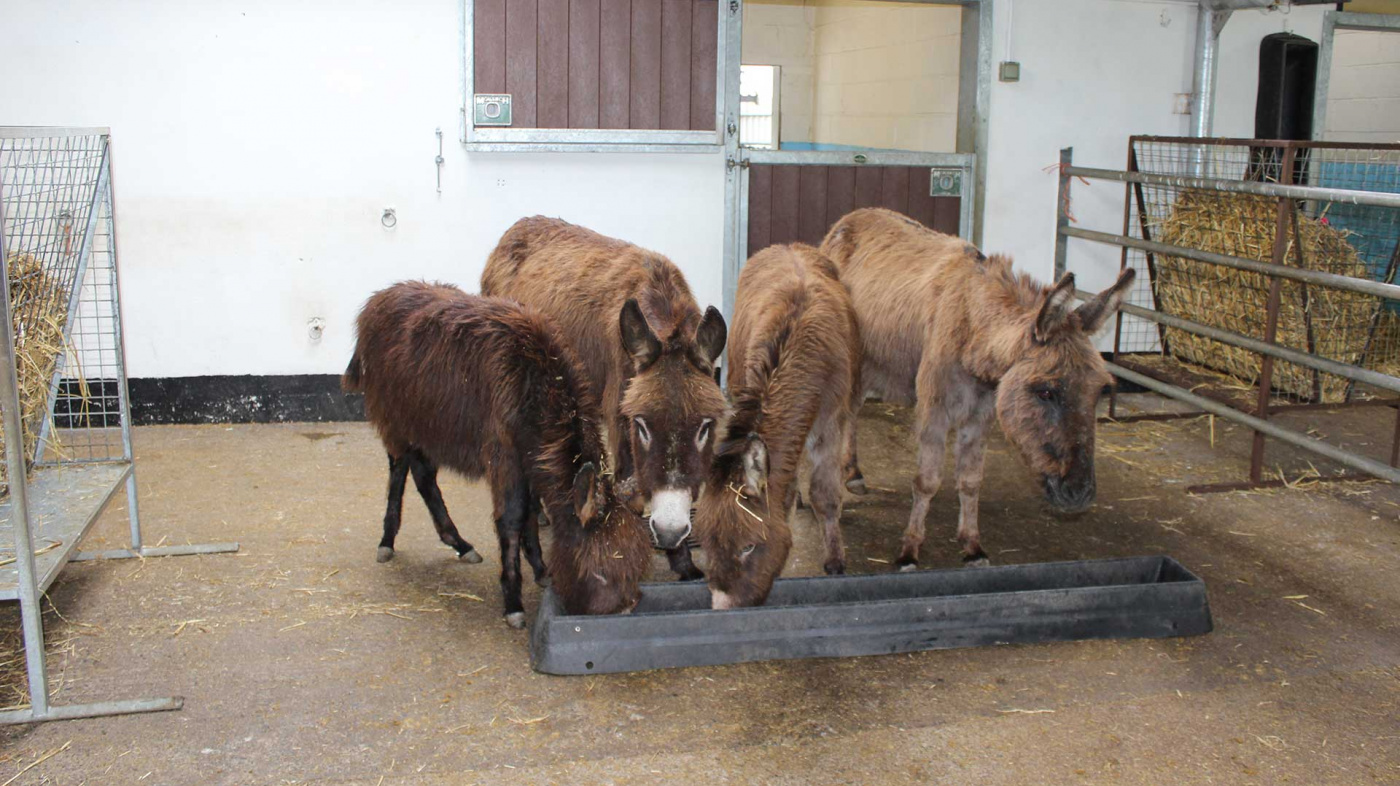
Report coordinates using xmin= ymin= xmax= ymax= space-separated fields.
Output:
xmin=0 ymin=252 xmax=78 ymax=494
xmin=1150 ymin=190 xmax=1390 ymax=403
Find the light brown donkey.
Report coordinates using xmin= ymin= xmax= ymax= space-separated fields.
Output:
xmin=821 ymin=208 xmax=1134 ymax=568
xmin=696 ymin=244 xmax=861 ymax=608
xmin=482 ymin=217 xmax=728 ymax=580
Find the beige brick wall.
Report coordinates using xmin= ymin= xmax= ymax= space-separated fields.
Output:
xmin=810 ymin=0 xmax=961 ymax=152
xmin=742 ymin=0 xmax=961 ymax=152
xmin=1325 ymin=29 xmax=1400 ymax=144
xmin=742 ymin=1 xmax=817 ymax=144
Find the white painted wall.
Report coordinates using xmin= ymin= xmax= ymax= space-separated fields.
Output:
xmin=1 ymin=0 xmax=1334 ymax=375
xmin=982 ymin=0 xmax=1325 ymax=342
xmin=1325 ymin=28 xmax=1400 ymax=143
xmin=0 ymin=0 xmax=725 ymax=378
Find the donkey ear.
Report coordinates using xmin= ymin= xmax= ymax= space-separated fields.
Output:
xmin=1033 ymin=272 xmax=1077 ymax=343
xmin=572 ymin=462 xmax=600 ymax=524
xmin=741 ymin=436 xmax=768 ymax=499
xmin=615 ymin=474 xmax=646 ymax=514
xmin=1074 ymin=268 xmax=1136 ymax=336
xmin=619 ymin=299 xmax=662 ymax=368
xmin=695 ymin=306 xmax=728 ymax=366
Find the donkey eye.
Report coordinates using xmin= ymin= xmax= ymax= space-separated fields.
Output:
xmin=1033 ymin=386 xmax=1059 ymax=403
xmin=696 ymin=418 xmax=714 ymax=449
xmin=740 ymin=544 xmax=756 ymax=557
xmin=634 ymin=417 xmax=651 ymax=448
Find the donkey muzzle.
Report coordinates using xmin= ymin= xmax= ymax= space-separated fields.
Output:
xmin=648 ymin=487 xmax=693 ymax=550
xmin=1042 ymin=473 xmax=1096 ymax=514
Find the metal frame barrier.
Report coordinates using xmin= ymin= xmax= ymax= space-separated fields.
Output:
xmin=1055 ymin=137 xmax=1400 ymax=493
xmin=0 ymin=127 xmax=240 ymax=725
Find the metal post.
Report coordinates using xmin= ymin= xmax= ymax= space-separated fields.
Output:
xmin=104 ymin=139 xmax=143 ymax=550
xmin=1054 ymin=147 xmax=1071 ymax=279
xmin=1189 ymin=4 xmax=1230 ymax=176
xmin=719 ymin=0 xmax=744 ymax=389
xmin=1392 ymin=405 xmax=1400 ymax=468
xmin=1250 ymin=147 xmax=1296 ymax=484
xmin=0 ymin=183 xmax=51 ymax=718
xmin=1109 ymin=147 xmax=1135 ymax=420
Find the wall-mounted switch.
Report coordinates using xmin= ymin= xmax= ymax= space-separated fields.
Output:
xmin=999 ymin=61 xmax=1021 ymax=82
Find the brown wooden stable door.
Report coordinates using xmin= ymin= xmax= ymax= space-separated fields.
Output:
xmin=746 ymin=164 xmax=962 ymax=253
xmin=474 ymin=0 xmax=718 ymax=131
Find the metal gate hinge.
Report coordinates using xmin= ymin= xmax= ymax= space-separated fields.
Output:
xmin=729 ymin=0 xmax=739 ymax=14
xmin=726 ymin=157 xmax=749 ymax=170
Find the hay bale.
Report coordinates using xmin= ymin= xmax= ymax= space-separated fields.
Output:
xmin=1151 ymin=190 xmax=1379 ymax=403
xmin=0 ymin=252 xmax=72 ymax=492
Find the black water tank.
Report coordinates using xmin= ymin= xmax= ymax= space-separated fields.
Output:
xmin=1251 ymin=32 xmax=1318 ymax=184
xmin=1256 ymin=32 xmax=1319 ymax=140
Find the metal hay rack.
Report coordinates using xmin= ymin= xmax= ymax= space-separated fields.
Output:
xmin=0 ymin=127 xmax=239 ymax=725
xmin=1056 ymin=136 xmax=1400 ymax=493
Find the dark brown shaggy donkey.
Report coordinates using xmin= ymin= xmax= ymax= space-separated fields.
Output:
xmin=344 ymin=282 xmax=652 ymax=625
xmin=821 ymin=208 xmax=1134 ymax=569
xmin=482 ymin=216 xmax=728 ymax=581
xmin=697 ymin=244 xmax=861 ymax=609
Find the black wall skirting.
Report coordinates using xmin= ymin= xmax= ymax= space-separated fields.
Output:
xmin=128 ymin=375 xmax=365 ymax=425
xmin=55 ymin=351 xmax=1140 ymax=427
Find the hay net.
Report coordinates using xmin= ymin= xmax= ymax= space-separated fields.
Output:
xmin=1 ymin=131 xmax=125 ymax=490
xmin=1116 ymin=138 xmax=1400 ymax=405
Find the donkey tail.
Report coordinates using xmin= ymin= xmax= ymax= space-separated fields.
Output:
xmin=342 ymin=352 xmax=364 ymax=393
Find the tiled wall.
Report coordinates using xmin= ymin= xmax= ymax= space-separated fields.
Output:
xmin=1326 ymin=29 xmax=1400 ymax=144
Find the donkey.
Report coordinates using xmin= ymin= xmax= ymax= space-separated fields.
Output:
xmin=344 ymin=282 xmax=652 ymax=625
xmin=482 ymin=216 xmax=728 ymax=581
xmin=820 ymin=208 xmax=1134 ymax=569
xmin=696 ymin=244 xmax=861 ymax=609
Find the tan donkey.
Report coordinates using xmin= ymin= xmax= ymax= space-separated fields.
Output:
xmin=821 ymin=208 xmax=1134 ymax=568
xmin=696 ymin=244 xmax=861 ymax=609
xmin=482 ymin=217 xmax=728 ymax=580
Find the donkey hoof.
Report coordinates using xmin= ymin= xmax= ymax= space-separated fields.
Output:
xmin=823 ymin=560 xmax=846 ymax=576
xmin=504 ymin=611 xmax=526 ymax=629
xmin=897 ymin=563 xmax=920 ymax=573
xmin=962 ymin=554 xmax=991 ymax=568
xmin=460 ymin=549 xmax=484 ymax=564
xmin=677 ymin=567 xmax=705 ymax=582
xmin=845 ymin=476 xmax=868 ymax=495
xmin=535 ymin=575 xmax=553 ymax=588
xmin=376 ymin=546 xmax=395 ymax=563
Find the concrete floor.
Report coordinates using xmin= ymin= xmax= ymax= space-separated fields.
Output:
xmin=1 ymin=395 xmax=1398 ymax=784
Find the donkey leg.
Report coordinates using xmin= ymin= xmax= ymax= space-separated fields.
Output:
xmin=842 ymin=400 xmax=868 ymax=495
xmin=495 ymin=482 xmax=529 ymax=628
xmin=809 ymin=417 xmax=848 ymax=575
xmin=896 ymin=406 xmax=949 ymax=570
xmin=378 ymin=452 xmax=411 ymax=563
xmin=952 ymin=402 xmax=994 ymax=566
xmin=522 ymin=492 xmax=550 ymax=587
xmin=666 ymin=544 xmax=705 ymax=582
xmin=408 ymin=451 xmax=482 ymax=563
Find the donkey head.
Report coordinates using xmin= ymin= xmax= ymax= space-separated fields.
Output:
xmin=618 ymin=299 xmax=728 ymax=549
xmin=558 ymin=462 xmax=646 ymax=615
xmin=697 ymin=434 xmax=792 ymax=609
xmin=995 ymin=269 xmax=1135 ymax=514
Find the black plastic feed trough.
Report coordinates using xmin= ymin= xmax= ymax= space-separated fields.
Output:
xmin=529 ymin=556 xmax=1212 ymax=675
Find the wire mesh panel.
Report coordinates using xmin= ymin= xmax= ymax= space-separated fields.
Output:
xmin=1118 ymin=137 xmax=1400 ymax=406
xmin=0 ymin=130 xmax=125 ymax=473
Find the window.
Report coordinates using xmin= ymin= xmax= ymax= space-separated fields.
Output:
xmin=739 ymin=64 xmax=780 ymax=149
xmin=465 ymin=0 xmax=724 ymax=151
